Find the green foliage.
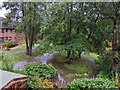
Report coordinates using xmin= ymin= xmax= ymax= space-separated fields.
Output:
xmin=40 ymin=3 xmax=114 ymax=59
xmin=98 ymin=52 xmax=112 ymax=76
xmin=67 ymin=78 xmax=118 ymax=89
xmin=96 ymin=71 xmax=108 ymax=79
xmin=23 ymin=62 xmax=56 ymax=79
xmin=27 ymin=77 xmax=53 ymax=89
xmin=64 ymin=60 xmax=91 ymax=73
xmin=33 ymin=77 xmax=53 ymax=88
xmin=13 ymin=62 xmax=55 ymax=87
xmin=82 ymin=52 xmax=99 ymax=60
xmin=33 ymin=76 xmax=45 ymax=88
xmin=3 ymin=2 xmax=46 ymax=55
xmin=1 ymin=53 xmax=15 ymax=71
xmin=2 ymin=40 xmax=14 ymax=47
xmin=66 ymin=73 xmax=88 ymax=78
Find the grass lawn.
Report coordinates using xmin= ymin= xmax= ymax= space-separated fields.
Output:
xmin=0 ymin=52 xmax=36 ymax=63
xmin=10 ymin=47 xmax=26 ymax=52
xmin=0 ymin=47 xmax=41 ymax=64
xmin=0 ymin=46 xmax=25 ymax=54
xmin=50 ymin=56 xmax=92 ymax=77
xmin=60 ymin=50 xmax=99 ymax=60
xmin=12 ymin=53 xmax=35 ymax=62
xmin=21 ymin=43 xmax=39 ymax=47
xmin=64 ymin=60 xmax=91 ymax=73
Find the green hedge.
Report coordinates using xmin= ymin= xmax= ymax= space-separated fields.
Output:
xmin=67 ymin=78 xmax=118 ymax=89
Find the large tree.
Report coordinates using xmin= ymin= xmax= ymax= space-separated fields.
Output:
xmin=3 ymin=2 xmax=46 ymax=55
xmin=40 ymin=2 xmax=113 ymax=63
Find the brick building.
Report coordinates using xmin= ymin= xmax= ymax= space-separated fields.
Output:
xmin=0 ymin=17 xmax=25 ymax=44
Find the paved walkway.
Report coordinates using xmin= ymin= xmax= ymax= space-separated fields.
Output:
xmin=81 ymin=54 xmax=95 ymax=63
xmin=13 ymin=52 xmax=96 ymax=70
xmin=13 ymin=52 xmax=59 ymax=70
xmin=10 ymin=46 xmax=23 ymax=50
xmin=0 ymin=47 xmax=37 ymax=56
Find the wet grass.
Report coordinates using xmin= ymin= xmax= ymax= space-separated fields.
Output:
xmin=21 ymin=43 xmax=39 ymax=47
xmin=50 ymin=56 xmax=92 ymax=75
xmin=82 ymin=52 xmax=99 ymax=60
xmin=64 ymin=60 xmax=91 ymax=73
xmin=49 ymin=56 xmax=93 ymax=88
xmin=9 ymin=47 xmax=26 ymax=52
xmin=0 ymin=48 xmax=40 ymax=65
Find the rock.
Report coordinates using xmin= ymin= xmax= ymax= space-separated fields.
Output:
xmin=43 ymin=53 xmax=50 ymax=56
xmin=13 ymin=61 xmax=27 ymax=70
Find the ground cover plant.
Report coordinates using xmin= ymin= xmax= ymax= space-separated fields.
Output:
xmin=13 ymin=62 xmax=56 ymax=88
xmin=67 ymin=78 xmax=118 ymax=89
xmin=23 ymin=62 xmax=56 ymax=79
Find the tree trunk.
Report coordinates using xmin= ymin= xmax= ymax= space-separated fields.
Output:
xmin=27 ymin=2 xmax=34 ymax=56
xmin=112 ymin=19 xmax=118 ymax=79
xmin=67 ymin=3 xmax=73 ymax=63
xmin=67 ymin=50 xmax=71 ymax=59
xmin=67 ymin=50 xmax=71 ymax=64
xmin=25 ymin=36 xmax=29 ymax=55
xmin=78 ymin=51 xmax=82 ymax=58
xmin=22 ymin=3 xmax=29 ymax=55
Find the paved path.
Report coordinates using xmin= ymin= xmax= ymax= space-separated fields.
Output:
xmin=13 ymin=52 xmax=96 ymax=70
xmin=10 ymin=46 xmax=23 ymax=50
xmin=13 ymin=52 xmax=59 ymax=70
xmin=81 ymin=54 xmax=95 ymax=63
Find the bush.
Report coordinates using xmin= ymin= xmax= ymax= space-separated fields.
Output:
xmin=23 ymin=62 xmax=56 ymax=79
xmin=13 ymin=62 xmax=56 ymax=88
xmin=1 ymin=53 xmax=15 ymax=71
xmin=33 ymin=77 xmax=53 ymax=88
xmin=2 ymin=40 xmax=14 ymax=47
xmin=67 ymin=78 xmax=118 ymax=89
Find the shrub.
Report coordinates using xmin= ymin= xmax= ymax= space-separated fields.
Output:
xmin=2 ymin=40 xmax=14 ymax=47
xmin=33 ymin=77 xmax=53 ymax=88
xmin=23 ymin=62 xmax=56 ymax=79
xmin=1 ymin=53 xmax=15 ymax=71
xmin=67 ymin=78 xmax=118 ymax=89
xmin=27 ymin=77 xmax=53 ymax=89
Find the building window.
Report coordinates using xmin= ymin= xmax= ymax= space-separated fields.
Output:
xmin=6 ymin=37 xmax=8 ymax=40
xmin=10 ymin=29 xmax=13 ymax=32
xmin=0 ymin=37 xmax=1 ymax=39
xmin=6 ymin=29 xmax=8 ymax=32
xmin=1 ymin=37 xmax=4 ymax=42
xmin=19 ymin=38 xmax=21 ymax=40
xmin=8 ymin=37 xmax=12 ymax=40
xmin=2 ymin=37 xmax=4 ymax=40
xmin=2 ymin=29 xmax=4 ymax=33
